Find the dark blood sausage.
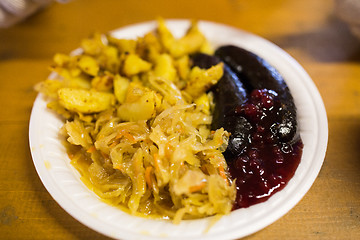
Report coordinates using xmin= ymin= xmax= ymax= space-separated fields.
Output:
xmin=191 ymin=53 xmax=252 ymax=158
xmin=215 ymin=45 xmax=298 ymax=143
xmin=192 ymin=49 xmax=303 ymax=209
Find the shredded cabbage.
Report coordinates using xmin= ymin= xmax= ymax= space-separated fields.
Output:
xmin=36 ymin=18 xmax=236 ymax=223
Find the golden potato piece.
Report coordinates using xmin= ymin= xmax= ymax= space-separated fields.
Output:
xmin=113 ymin=75 xmax=130 ymax=104
xmin=117 ymin=91 xmax=157 ymax=121
xmin=98 ymin=45 xmax=120 ymax=73
xmin=123 ymin=54 xmax=151 ymax=77
xmin=64 ymin=71 xmax=92 ymax=89
xmin=199 ymin=38 xmax=214 ymax=55
xmin=157 ymin=18 xmax=176 ymax=53
xmin=91 ymin=71 xmax=114 ymax=92
xmin=34 ymin=79 xmax=64 ymax=99
xmin=123 ymin=82 xmax=145 ymax=103
xmin=170 ymin=22 xmax=205 ymax=58
xmin=122 ymin=54 xmax=152 ymax=76
xmin=153 ymin=54 xmax=177 ymax=82
xmin=185 ymin=63 xmax=223 ymax=98
xmin=136 ymin=32 xmax=162 ymax=62
xmin=157 ymin=18 xmax=206 ymax=58
xmin=58 ymin=88 xmax=115 ymax=113
xmin=107 ymin=36 xmax=137 ymax=54
xmin=78 ymin=55 xmax=100 ymax=76
xmin=194 ymin=93 xmax=211 ymax=115
xmin=53 ymin=53 xmax=70 ymax=67
xmin=175 ymin=55 xmax=190 ymax=80
xmin=80 ymin=32 xmax=104 ymax=56
xmin=46 ymin=100 xmax=73 ymax=119
xmin=117 ymin=82 xmax=162 ymax=121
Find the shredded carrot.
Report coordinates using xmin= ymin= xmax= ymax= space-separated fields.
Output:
xmin=67 ymin=152 xmax=75 ymax=160
xmin=113 ymin=164 xmax=122 ymax=171
xmin=86 ymin=146 xmax=96 ymax=153
xmin=124 ymin=132 xmax=137 ymax=143
xmin=115 ymin=130 xmax=137 ymax=144
xmin=115 ymin=130 xmax=124 ymax=139
xmin=189 ymin=182 xmax=206 ymax=193
xmin=145 ymin=166 xmax=153 ymax=188
xmin=101 ymin=151 xmax=109 ymax=160
xmin=218 ymin=164 xmax=229 ymax=185
xmin=109 ymin=140 xmax=118 ymax=148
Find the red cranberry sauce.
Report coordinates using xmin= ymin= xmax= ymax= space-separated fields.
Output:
xmin=229 ymin=89 xmax=303 ymax=209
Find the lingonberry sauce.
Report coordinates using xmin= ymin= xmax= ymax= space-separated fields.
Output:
xmin=229 ymin=89 xmax=303 ymax=209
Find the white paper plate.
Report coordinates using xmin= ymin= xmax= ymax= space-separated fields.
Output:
xmin=29 ymin=20 xmax=328 ymax=240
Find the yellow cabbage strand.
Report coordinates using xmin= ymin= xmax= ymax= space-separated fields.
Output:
xmin=37 ymin=18 xmax=235 ymax=223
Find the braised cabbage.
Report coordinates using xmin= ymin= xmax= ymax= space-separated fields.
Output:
xmin=35 ymin=18 xmax=235 ymax=223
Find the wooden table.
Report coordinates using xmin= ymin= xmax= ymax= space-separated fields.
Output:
xmin=1 ymin=0 xmax=359 ymax=239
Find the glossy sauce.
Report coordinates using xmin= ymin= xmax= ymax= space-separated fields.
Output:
xmin=227 ymin=89 xmax=303 ymax=209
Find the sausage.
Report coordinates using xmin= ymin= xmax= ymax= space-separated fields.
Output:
xmin=215 ymin=45 xmax=298 ymax=143
xmin=191 ymin=53 xmax=252 ymax=158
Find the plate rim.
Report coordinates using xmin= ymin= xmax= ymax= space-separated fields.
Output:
xmin=29 ymin=19 xmax=328 ymax=240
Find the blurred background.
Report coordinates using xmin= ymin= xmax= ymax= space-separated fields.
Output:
xmin=1 ymin=0 xmax=359 ymax=61
xmin=0 ymin=0 xmax=360 ymax=239
xmin=1 ymin=0 xmax=360 ymax=62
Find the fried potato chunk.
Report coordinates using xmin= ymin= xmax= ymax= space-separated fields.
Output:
xmin=113 ymin=74 xmax=130 ymax=104
xmin=157 ymin=18 xmax=207 ymax=58
xmin=117 ymin=83 xmax=161 ymax=121
xmin=185 ymin=63 xmax=224 ymax=98
xmin=78 ymin=55 xmax=100 ymax=76
xmin=153 ymin=53 xmax=177 ymax=82
xmin=122 ymin=54 xmax=152 ymax=76
xmin=58 ymin=88 xmax=115 ymax=113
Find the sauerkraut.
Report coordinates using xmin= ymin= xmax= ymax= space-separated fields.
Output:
xmin=36 ymin=18 xmax=236 ymax=223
